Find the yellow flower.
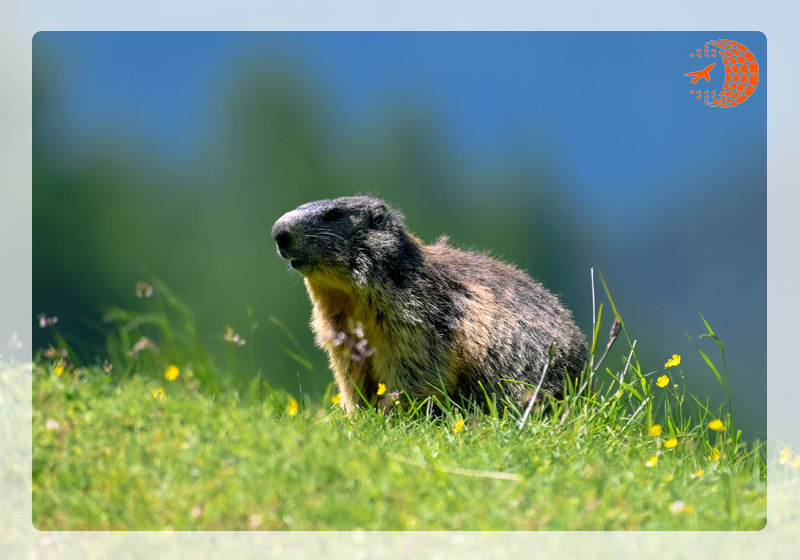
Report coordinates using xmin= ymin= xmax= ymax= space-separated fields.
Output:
xmin=649 ymin=424 xmax=662 ymax=437
xmin=656 ymin=375 xmax=670 ymax=388
xmin=692 ymin=469 xmax=705 ymax=478
xmin=778 ymin=448 xmax=793 ymax=465
xmin=377 ymin=383 xmax=387 ymax=396
xmin=664 ymin=354 xmax=681 ymax=368
xmin=645 ymin=455 xmax=659 ymax=467
xmin=153 ymin=387 xmax=165 ymax=400
xmin=664 ymin=438 xmax=678 ymax=449
xmin=708 ymin=448 xmax=720 ymax=461
xmin=287 ymin=398 xmax=299 ymax=417
xmin=55 ymin=363 xmax=65 ymax=377
xmin=708 ymin=419 xmax=725 ymax=431
xmin=330 ymin=393 xmax=342 ymax=405
xmin=793 ymin=455 xmax=800 ymax=469
xmin=454 ymin=419 xmax=465 ymax=434
xmin=164 ymin=364 xmax=180 ymax=381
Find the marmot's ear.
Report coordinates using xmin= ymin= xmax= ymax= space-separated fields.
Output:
xmin=369 ymin=203 xmax=389 ymax=227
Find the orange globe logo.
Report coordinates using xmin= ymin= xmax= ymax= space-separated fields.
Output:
xmin=685 ymin=39 xmax=759 ymax=108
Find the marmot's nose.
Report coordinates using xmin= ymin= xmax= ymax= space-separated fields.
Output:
xmin=272 ymin=215 xmax=297 ymax=258
xmin=273 ymin=209 xmax=306 ymax=255
xmin=272 ymin=216 xmax=291 ymax=244
xmin=273 ymin=228 xmax=291 ymax=251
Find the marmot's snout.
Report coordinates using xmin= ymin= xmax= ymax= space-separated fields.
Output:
xmin=271 ymin=209 xmax=308 ymax=269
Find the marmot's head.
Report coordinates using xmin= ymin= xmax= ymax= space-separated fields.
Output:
xmin=271 ymin=196 xmax=420 ymax=288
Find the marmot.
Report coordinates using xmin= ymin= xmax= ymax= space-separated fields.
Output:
xmin=271 ymin=195 xmax=587 ymax=413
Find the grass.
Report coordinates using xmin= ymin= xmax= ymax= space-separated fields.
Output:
xmin=31 ymin=276 xmax=767 ymax=530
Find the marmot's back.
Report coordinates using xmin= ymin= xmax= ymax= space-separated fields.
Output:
xmin=271 ymin=195 xmax=587 ymax=412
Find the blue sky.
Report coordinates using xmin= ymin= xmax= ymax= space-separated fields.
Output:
xmin=35 ymin=31 xmax=766 ymax=220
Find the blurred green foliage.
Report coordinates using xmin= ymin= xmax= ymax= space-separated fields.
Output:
xmin=33 ymin=60 xmax=589 ymax=399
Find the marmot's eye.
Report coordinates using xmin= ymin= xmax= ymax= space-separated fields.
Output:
xmin=321 ymin=208 xmax=344 ymax=222
xmin=371 ymin=206 xmax=387 ymax=227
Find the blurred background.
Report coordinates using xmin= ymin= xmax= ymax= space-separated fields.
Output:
xmin=32 ymin=32 xmax=766 ymax=438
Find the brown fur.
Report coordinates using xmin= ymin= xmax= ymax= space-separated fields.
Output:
xmin=272 ymin=196 xmax=587 ymax=413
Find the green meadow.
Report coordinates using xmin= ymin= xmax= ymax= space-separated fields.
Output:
xmin=31 ymin=279 xmax=766 ymax=530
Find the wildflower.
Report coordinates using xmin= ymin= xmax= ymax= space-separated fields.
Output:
xmin=708 ymin=419 xmax=725 ymax=431
xmin=692 ymin=469 xmax=705 ymax=478
xmin=7 ymin=332 xmax=22 ymax=350
xmin=664 ymin=354 xmax=681 ymax=368
xmin=37 ymin=314 xmax=58 ymax=328
xmin=249 ymin=514 xmax=263 ymax=530
xmin=664 ymin=438 xmax=678 ymax=449
xmin=778 ymin=448 xmax=793 ymax=465
xmin=351 ymin=334 xmax=375 ymax=360
xmin=331 ymin=331 xmax=347 ymax=347
xmin=164 ymin=364 xmax=180 ymax=381
xmin=793 ymin=455 xmax=800 ymax=469
xmin=649 ymin=424 xmax=663 ymax=437
xmin=224 ymin=325 xmax=246 ymax=346
xmin=135 ymin=281 xmax=154 ymax=298
xmin=128 ymin=337 xmax=155 ymax=357
xmin=287 ymin=398 xmax=299 ymax=417
xmin=190 ymin=505 xmax=203 ymax=518
xmin=665 ymin=356 xmax=678 ymax=367
xmin=44 ymin=347 xmax=68 ymax=359
xmin=55 ymin=362 xmax=65 ymax=377
xmin=656 ymin=375 xmax=670 ymax=388
xmin=454 ymin=418 xmax=465 ymax=434
xmin=153 ymin=387 xmax=165 ymax=400
xmin=646 ymin=455 xmax=659 ymax=467
xmin=377 ymin=383 xmax=387 ymax=396
xmin=331 ymin=393 xmax=342 ymax=405
xmin=352 ymin=336 xmax=366 ymax=352
xmin=324 ymin=322 xmax=374 ymax=361
xmin=708 ymin=448 xmax=720 ymax=461
xmin=670 ymin=500 xmax=694 ymax=515
xmin=45 ymin=419 xmax=60 ymax=430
